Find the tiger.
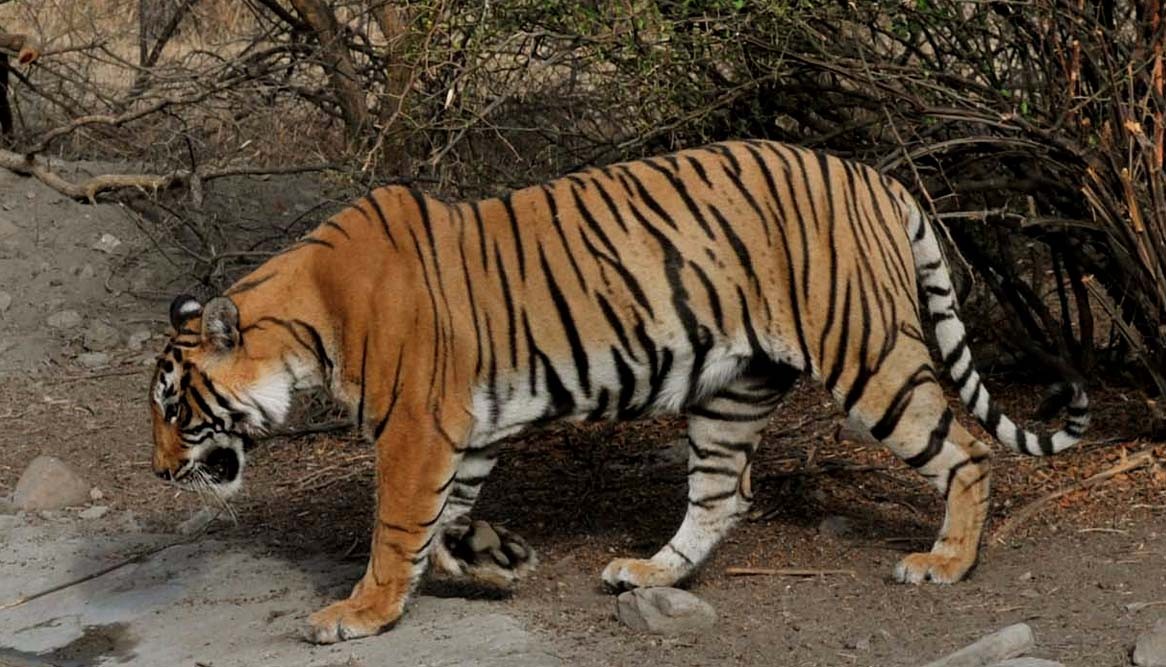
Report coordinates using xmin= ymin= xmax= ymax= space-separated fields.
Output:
xmin=149 ymin=139 xmax=1089 ymax=644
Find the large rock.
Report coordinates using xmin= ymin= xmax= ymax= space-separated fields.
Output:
xmin=1134 ymin=618 xmax=1166 ymax=666
xmin=616 ymin=587 xmax=716 ymax=634
xmin=46 ymin=310 xmax=82 ymax=330
xmin=922 ymin=623 xmax=1035 ymax=667
xmin=13 ymin=456 xmax=92 ymax=510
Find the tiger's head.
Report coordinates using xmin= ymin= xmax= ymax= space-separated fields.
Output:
xmin=150 ymin=294 xmax=294 ymax=497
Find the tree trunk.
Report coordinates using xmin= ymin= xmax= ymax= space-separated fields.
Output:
xmin=369 ymin=2 xmax=412 ymax=176
xmin=288 ymin=0 xmax=370 ymax=147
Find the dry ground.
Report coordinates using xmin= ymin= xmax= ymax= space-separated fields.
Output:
xmin=1 ymin=164 xmax=1165 ymax=666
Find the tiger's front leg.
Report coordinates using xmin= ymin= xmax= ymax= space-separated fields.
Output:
xmin=305 ymin=405 xmax=467 ymax=644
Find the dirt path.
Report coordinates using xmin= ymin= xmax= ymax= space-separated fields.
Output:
xmin=1 ymin=165 xmax=1164 ymax=666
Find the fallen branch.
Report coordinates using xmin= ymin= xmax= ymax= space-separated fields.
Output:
xmin=725 ymin=566 xmax=856 ymax=577
xmin=0 ymin=149 xmax=335 ymax=203
xmin=993 ymin=449 xmax=1157 ymax=542
xmin=0 ymin=510 xmax=221 ymax=612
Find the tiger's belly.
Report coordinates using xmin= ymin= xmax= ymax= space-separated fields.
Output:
xmin=467 ymin=333 xmax=769 ymax=446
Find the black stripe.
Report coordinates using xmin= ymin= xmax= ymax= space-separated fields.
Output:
xmin=542 ymin=185 xmax=588 ymax=290
xmin=596 ymin=293 xmax=637 ymax=361
xmin=688 ymin=261 xmax=725 ymax=334
xmin=641 ymin=158 xmax=715 ymax=239
xmin=356 ymin=335 xmax=369 ymax=430
xmin=364 ymin=192 xmax=398 ymax=249
xmin=868 ymin=364 xmax=933 ymax=441
xmin=538 ymin=247 xmax=591 ymax=396
xmin=904 ymin=408 xmax=953 ymax=468
xmin=494 ymin=244 xmax=519 ymax=368
xmin=500 ymin=194 xmax=527 ymax=281
xmin=374 ymin=346 xmax=406 ymax=439
xmin=322 ymin=219 xmax=351 ymax=239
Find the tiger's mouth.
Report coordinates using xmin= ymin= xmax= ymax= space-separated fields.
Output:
xmin=171 ymin=438 xmax=247 ymax=497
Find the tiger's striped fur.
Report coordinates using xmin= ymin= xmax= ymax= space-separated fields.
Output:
xmin=149 ymin=139 xmax=1088 ymax=643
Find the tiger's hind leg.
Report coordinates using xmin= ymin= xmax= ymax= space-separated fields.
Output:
xmin=842 ymin=355 xmax=991 ymax=584
xmin=602 ymin=361 xmax=798 ymax=591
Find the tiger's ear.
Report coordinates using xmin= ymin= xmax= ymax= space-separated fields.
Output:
xmin=169 ymin=294 xmax=202 ymax=330
xmin=201 ymin=297 xmax=240 ymax=351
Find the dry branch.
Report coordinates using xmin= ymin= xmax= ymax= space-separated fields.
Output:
xmin=725 ymin=567 xmax=856 ymax=577
xmin=0 ymin=149 xmax=335 ymax=202
xmin=993 ymin=449 xmax=1158 ymax=542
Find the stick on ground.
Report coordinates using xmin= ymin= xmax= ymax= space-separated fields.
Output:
xmin=993 ymin=449 xmax=1156 ymax=542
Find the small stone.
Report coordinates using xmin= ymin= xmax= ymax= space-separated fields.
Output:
xmin=78 ymin=505 xmax=109 ymax=520
xmin=13 ymin=455 xmax=92 ymax=510
xmin=616 ymin=587 xmax=717 ymax=634
xmin=818 ymin=515 xmax=855 ymax=538
xmin=177 ymin=507 xmax=216 ymax=535
xmin=76 ymin=352 xmax=110 ymax=369
xmin=83 ymin=321 xmax=121 ymax=351
xmin=76 ymin=263 xmax=96 ymax=281
xmin=0 ymin=291 xmax=11 ymax=313
xmin=844 ymin=635 xmax=872 ymax=651
xmin=92 ymin=233 xmax=122 ymax=254
xmin=1018 ymin=571 xmax=1034 ymax=582
xmin=1134 ymin=618 xmax=1166 ymax=666
xmin=47 ymin=309 xmax=83 ymax=329
xmin=127 ymin=329 xmax=152 ymax=351
xmin=836 ymin=417 xmax=878 ymax=445
xmin=89 ymin=487 xmax=104 ymax=501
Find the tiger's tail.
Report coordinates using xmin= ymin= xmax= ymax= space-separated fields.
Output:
xmin=903 ymin=198 xmax=1090 ymax=456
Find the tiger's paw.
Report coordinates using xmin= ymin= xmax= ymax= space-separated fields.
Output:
xmin=893 ymin=552 xmax=973 ymax=585
xmin=601 ymin=557 xmax=681 ymax=592
xmin=433 ymin=518 xmax=537 ymax=588
xmin=304 ymin=597 xmax=399 ymax=644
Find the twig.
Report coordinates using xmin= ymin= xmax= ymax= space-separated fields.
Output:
xmin=44 ymin=366 xmax=150 ymax=384
xmin=0 ymin=511 xmax=221 ymax=612
xmin=0 ymin=149 xmax=336 ymax=203
xmin=725 ymin=567 xmax=856 ymax=577
xmin=993 ymin=449 xmax=1157 ymax=542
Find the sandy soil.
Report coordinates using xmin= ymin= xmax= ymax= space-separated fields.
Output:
xmin=1 ymin=164 xmax=1164 ymax=667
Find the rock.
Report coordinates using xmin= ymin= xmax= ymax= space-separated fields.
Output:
xmin=178 ymin=508 xmax=216 ymax=535
xmin=47 ymin=309 xmax=83 ymax=329
xmin=0 ymin=290 xmax=11 ymax=313
xmin=13 ymin=456 xmax=92 ymax=510
xmin=616 ymin=587 xmax=717 ymax=634
xmin=78 ymin=505 xmax=109 ymax=520
xmin=921 ymin=623 xmax=1036 ymax=667
xmin=844 ymin=635 xmax=872 ymax=651
xmin=76 ymin=263 xmax=96 ymax=281
xmin=76 ymin=352 xmax=110 ymax=369
xmin=818 ymin=515 xmax=855 ymax=538
xmin=90 ymin=487 xmax=104 ymax=501
xmin=836 ymin=417 xmax=878 ymax=445
xmin=83 ymin=320 xmax=121 ymax=350
xmin=0 ymin=514 xmax=19 ymax=532
xmin=1018 ymin=571 xmax=1034 ymax=582
xmin=988 ymin=660 xmax=1065 ymax=667
xmin=92 ymin=232 xmax=122 ymax=254
xmin=1134 ymin=618 xmax=1166 ymax=666
xmin=127 ymin=329 xmax=152 ymax=351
